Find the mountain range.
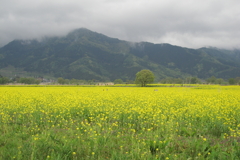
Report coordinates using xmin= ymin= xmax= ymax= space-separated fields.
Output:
xmin=0 ymin=28 xmax=240 ymax=82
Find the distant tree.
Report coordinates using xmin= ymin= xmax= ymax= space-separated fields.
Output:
xmin=206 ymin=76 xmax=217 ymax=84
xmin=0 ymin=77 xmax=10 ymax=84
xmin=19 ymin=77 xmax=35 ymax=84
xmin=57 ymin=77 xmax=65 ymax=84
xmin=35 ymin=79 xmax=41 ymax=85
xmin=228 ymin=78 xmax=236 ymax=85
xmin=13 ymin=76 xmax=21 ymax=82
xmin=175 ymin=78 xmax=183 ymax=84
xmin=64 ymin=79 xmax=70 ymax=84
xmin=114 ymin=79 xmax=123 ymax=84
xmin=235 ymin=77 xmax=240 ymax=85
xmin=79 ymin=80 xmax=87 ymax=84
xmin=135 ymin=69 xmax=154 ymax=87
xmin=190 ymin=77 xmax=200 ymax=84
xmin=70 ymin=78 xmax=79 ymax=85
xmin=18 ymin=77 xmax=40 ymax=84
xmin=215 ymin=78 xmax=224 ymax=84
xmin=184 ymin=77 xmax=192 ymax=84
xmin=160 ymin=77 xmax=173 ymax=84
xmin=88 ymin=80 xmax=94 ymax=85
xmin=126 ymin=80 xmax=135 ymax=84
xmin=160 ymin=78 xmax=184 ymax=84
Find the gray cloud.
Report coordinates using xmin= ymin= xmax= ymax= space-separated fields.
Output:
xmin=0 ymin=0 xmax=240 ymax=49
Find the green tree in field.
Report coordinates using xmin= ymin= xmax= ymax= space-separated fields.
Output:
xmin=135 ymin=69 xmax=154 ymax=87
xmin=216 ymin=78 xmax=224 ymax=84
xmin=228 ymin=78 xmax=236 ymax=85
xmin=19 ymin=77 xmax=40 ymax=84
xmin=70 ymin=78 xmax=79 ymax=85
xmin=126 ymin=80 xmax=135 ymax=84
xmin=160 ymin=77 xmax=184 ymax=84
xmin=190 ymin=77 xmax=201 ymax=84
xmin=57 ymin=77 xmax=65 ymax=84
xmin=114 ymin=79 xmax=123 ymax=84
xmin=0 ymin=77 xmax=10 ymax=84
xmin=206 ymin=76 xmax=217 ymax=84
xmin=236 ymin=77 xmax=240 ymax=85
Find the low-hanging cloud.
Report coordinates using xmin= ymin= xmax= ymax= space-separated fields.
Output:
xmin=0 ymin=0 xmax=240 ymax=49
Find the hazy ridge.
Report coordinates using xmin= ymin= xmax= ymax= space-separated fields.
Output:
xmin=0 ymin=28 xmax=240 ymax=81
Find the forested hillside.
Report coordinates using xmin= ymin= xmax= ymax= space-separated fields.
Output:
xmin=0 ymin=28 xmax=240 ymax=81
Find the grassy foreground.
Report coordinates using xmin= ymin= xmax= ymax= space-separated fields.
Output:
xmin=0 ymin=86 xmax=240 ymax=159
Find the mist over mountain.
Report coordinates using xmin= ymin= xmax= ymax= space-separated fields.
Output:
xmin=0 ymin=28 xmax=240 ymax=81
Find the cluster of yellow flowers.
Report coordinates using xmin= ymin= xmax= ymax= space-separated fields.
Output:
xmin=1 ymin=86 xmax=239 ymax=135
xmin=0 ymin=86 xmax=239 ymax=158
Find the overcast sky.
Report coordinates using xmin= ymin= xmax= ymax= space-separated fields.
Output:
xmin=1 ymin=0 xmax=240 ymax=49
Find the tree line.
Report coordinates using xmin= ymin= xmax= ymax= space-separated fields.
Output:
xmin=159 ymin=76 xmax=240 ymax=85
xmin=57 ymin=77 xmax=95 ymax=85
xmin=57 ymin=77 xmax=135 ymax=85
xmin=134 ymin=70 xmax=240 ymax=86
xmin=0 ymin=73 xmax=240 ymax=85
xmin=0 ymin=75 xmax=41 ymax=84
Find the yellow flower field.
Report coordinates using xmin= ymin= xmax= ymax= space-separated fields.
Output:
xmin=0 ymin=86 xmax=239 ymax=159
